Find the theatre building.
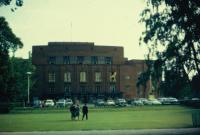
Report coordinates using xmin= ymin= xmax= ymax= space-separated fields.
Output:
xmin=32 ymin=42 xmax=149 ymax=100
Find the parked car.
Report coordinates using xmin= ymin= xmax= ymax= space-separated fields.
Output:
xmin=65 ymin=98 xmax=73 ymax=106
xmin=95 ymin=99 xmax=105 ymax=106
xmin=149 ymin=99 xmax=162 ymax=105
xmin=115 ymin=98 xmax=127 ymax=107
xmin=167 ymin=97 xmax=179 ymax=104
xmin=56 ymin=99 xmax=66 ymax=107
xmin=139 ymin=98 xmax=152 ymax=105
xmin=158 ymin=98 xmax=170 ymax=105
xmin=44 ymin=99 xmax=55 ymax=107
xmin=131 ymin=99 xmax=143 ymax=106
xmin=105 ymin=99 xmax=115 ymax=106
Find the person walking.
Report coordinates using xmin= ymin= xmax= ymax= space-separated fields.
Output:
xmin=82 ymin=103 xmax=88 ymax=120
xmin=75 ymin=104 xmax=80 ymax=120
xmin=70 ymin=103 xmax=76 ymax=120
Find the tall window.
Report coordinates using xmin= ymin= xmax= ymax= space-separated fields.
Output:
xmin=48 ymin=56 xmax=56 ymax=64
xmin=80 ymin=86 xmax=86 ymax=94
xmin=95 ymin=85 xmax=101 ymax=93
xmin=63 ymin=56 xmax=70 ymax=64
xmin=64 ymin=85 xmax=71 ymax=93
xmin=109 ymin=71 xmax=117 ymax=82
xmin=80 ymin=72 xmax=86 ymax=82
xmin=91 ymin=56 xmax=98 ymax=64
xmin=99 ymin=56 xmax=105 ymax=64
xmin=84 ymin=56 xmax=91 ymax=64
xmin=64 ymin=72 xmax=71 ymax=82
xmin=109 ymin=84 xmax=116 ymax=93
xmin=48 ymin=72 xmax=55 ymax=82
xmin=95 ymin=72 xmax=102 ymax=82
xmin=105 ymin=57 xmax=112 ymax=64
xmin=70 ymin=56 xmax=77 ymax=64
xmin=49 ymin=86 xmax=55 ymax=93
xmin=77 ymin=56 xmax=84 ymax=64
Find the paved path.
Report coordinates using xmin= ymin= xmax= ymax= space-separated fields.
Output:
xmin=0 ymin=128 xmax=200 ymax=135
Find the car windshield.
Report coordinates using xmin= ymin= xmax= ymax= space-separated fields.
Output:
xmin=58 ymin=99 xmax=65 ymax=102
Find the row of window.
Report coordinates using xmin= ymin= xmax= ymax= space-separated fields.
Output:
xmin=48 ymin=71 xmax=117 ymax=83
xmin=48 ymin=56 xmax=112 ymax=64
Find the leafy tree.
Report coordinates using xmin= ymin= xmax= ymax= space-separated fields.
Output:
xmin=136 ymin=71 xmax=149 ymax=98
xmin=9 ymin=56 xmax=35 ymax=102
xmin=139 ymin=0 xmax=200 ymax=97
xmin=0 ymin=17 xmax=23 ymax=112
xmin=0 ymin=0 xmax=23 ymax=7
xmin=0 ymin=0 xmax=23 ymax=11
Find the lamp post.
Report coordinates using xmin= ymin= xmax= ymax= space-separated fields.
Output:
xmin=27 ymin=72 xmax=32 ymax=105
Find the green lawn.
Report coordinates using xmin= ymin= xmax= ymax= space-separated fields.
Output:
xmin=0 ymin=105 xmax=198 ymax=131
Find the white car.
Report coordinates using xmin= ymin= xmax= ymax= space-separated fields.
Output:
xmin=149 ymin=99 xmax=162 ymax=105
xmin=56 ymin=99 xmax=66 ymax=107
xmin=106 ymin=100 xmax=115 ymax=106
xmin=44 ymin=99 xmax=55 ymax=107
xmin=65 ymin=98 xmax=73 ymax=106
xmin=115 ymin=98 xmax=127 ymax=106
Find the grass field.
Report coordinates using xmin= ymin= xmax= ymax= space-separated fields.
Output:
xmin=0 ymin=105 xmax=198 ymax=131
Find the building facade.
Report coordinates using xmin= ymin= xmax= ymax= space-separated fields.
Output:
xmin=32 ymin=42 xmax=149 ymax=101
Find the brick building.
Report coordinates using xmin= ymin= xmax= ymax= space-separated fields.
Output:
xmin=32 ymin=42 xmax=149 ymax=101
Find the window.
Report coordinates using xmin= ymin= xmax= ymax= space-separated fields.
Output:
xmin=110 ymin=71 xmax=117 ymax=82
xmin=105 ymin=57 xmax=112 ymax=64
xmin=109 ymin=84 xmax=116 ymax=93
xmin=64 ymin=85 xmax=71 ymax=93
xmin=95 ymin=85 xmax=101 ymax=93
xmin=95 ymin=72 xmax=102 ymax=82
xmin=48 ymin=72 xmax=55 ymax=82
xmin=64 ymin=72 xmax=71 ymax=82
xmin=84 ymin=56 xmax=91 ymax=64
xmin=98 ymin=56 xmax=105 ymax=64
xmin=77 ymin=56 xmax=84 ymax=64
xmin=80 ymin=72 xmax=86 ymax=82
xmin=49 ymin=85 xmax=55 ymax=93
xmin=91 ymin=56 xmax=98 ymax=64
xmin=63 ymin=56 xmax=70 ymax=64
xmin=80 ymin=86 xmax=86 ymax=94
xmin=48 ymin=56 xmax=56 ymax=64
xmin=70 ymin=56 xmax=77 ymax=64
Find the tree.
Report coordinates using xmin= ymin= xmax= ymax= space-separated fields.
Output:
xmin=136 ymin=71 xmax=149 ymax=98
xmin=0 ymin=17 xmax=23 ymax=112
xmin=139 ymin=0 xmax=200 ymax=97
xmin=9 ymin=56 xmax=35 ymax=102
xmin=0 ymin=0 xmax=23 ymax=7
xmin=0 ymin=0 xmax=23 ymax=11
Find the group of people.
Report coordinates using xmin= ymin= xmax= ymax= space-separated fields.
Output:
xmin=69 ymin=103 xmax=88 ymax=120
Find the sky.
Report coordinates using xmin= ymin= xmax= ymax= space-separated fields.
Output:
xmin=0 ymin=0 xmax=148 ymax=60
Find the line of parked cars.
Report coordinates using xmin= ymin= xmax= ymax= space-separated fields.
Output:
xmin=129 ymin=97 xmax=179 ymax=106
xmin=94 ymin=98 xmax=128 ymax=107
xmin=33 ymin=98 xmax=73 ymax=108
xmin=94 ymin=97 xmax=180 ymax=107
xmin=32 ymin=97 xmax=187 ymax=108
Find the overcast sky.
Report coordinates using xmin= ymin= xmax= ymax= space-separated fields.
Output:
xmin=0 ymin=0 xmax=147 ymax=60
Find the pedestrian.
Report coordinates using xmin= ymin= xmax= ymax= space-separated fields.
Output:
xmin=82 ymin=103 xmax=88 ymax=120
xmin=70 ymin=103 xmax=76 ymax=120
xmin=75 ymin=104 xmax=80 ymax=120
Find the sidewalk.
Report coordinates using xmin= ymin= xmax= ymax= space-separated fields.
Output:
xmin=0 ymin=128 xmax=200 ymax=135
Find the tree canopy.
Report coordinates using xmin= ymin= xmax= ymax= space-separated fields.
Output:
xmin=0 ymin=0 xmax=23 ymax=7
xmin=0 ymin=17 xmax=23 ymax=102
xmin=139 ymin=0 xmax=200 ymax=97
